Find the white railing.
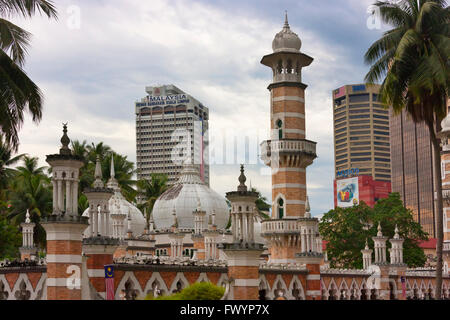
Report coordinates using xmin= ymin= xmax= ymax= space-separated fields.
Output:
xmin=260 ymin=139 xmax=316 ymax=156
xmin=261 ymin=219 xmax=300 ymax=234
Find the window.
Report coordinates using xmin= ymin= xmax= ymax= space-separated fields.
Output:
xmin=278 ymin=198 xmax=284 ymax=219
xmin=276 ymin=119 xmax=283 ymax=139
xmin=349 ymin=94 xmax=370 ymax=103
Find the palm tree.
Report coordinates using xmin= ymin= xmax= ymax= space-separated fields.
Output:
xmin=0 ymin=0 xmax=57 ymax=150
xmin=137 ymin=174 xmax=168 ymax=222
xmin=364 ymin=0 xmax=449 ymax=299
xmin=250 ymin=187 xmax=271 ymax=219
xmin=86 ymin=142 xmax=111 ymax=163
xmin=7 ymin=157 xmax=52 ymax=248
xmin=0 ymin=135 xmax=24 ymax=196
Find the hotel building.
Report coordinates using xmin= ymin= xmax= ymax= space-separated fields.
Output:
xmin=135 ymin=85 xmax=210 ymax=186
xmin=332 ymin=84 xmax=391 ymax=208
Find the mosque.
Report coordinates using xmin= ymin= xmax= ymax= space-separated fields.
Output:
xmin=0 ymin=14 xmax=449 ymax=301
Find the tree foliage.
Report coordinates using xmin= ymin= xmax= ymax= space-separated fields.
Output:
xmin=0 ymin=211 xmax=21 ymax=259
xmin=144 ymin=282 xmax=225 ymax=300
xmin=319 ymin=193 xmax=428 ymax=269
xmin=136 ymin=173 xmax=168 ymax=222
xmin=0 ymin=0 xmax=58 ymax=150
xmin=364 ymin=0 xmax=449 ymax=298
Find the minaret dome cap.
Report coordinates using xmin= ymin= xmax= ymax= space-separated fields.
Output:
xmin=272 ymin=11 xmax=302 ymax=53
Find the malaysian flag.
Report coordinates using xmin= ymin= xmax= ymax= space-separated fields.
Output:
xmin=105 ymin=265 xmax=115 ymax=300
xmin=401 ymin=276 xmax=406 ymax=299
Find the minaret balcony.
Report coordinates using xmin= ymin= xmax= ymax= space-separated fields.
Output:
xmin=260 ymin=139 xmax=317 ymax=167
xmin=444 ymin=242 xmax=450 ymax=253
xmin=261 ymin=218 xmax=301 ymax=236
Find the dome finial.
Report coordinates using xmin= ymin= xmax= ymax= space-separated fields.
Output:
xmin=59 ymin=123 xmax=72 ymax=155
xmin=93 ymin=155 xmax=104 ymax=188
xmin=377 ymin=222 xmax=383 ymax=237
xmin=394 ymin=224 xmax=400 ymax=239
xmin=25 ymin=209 xmax=31 ymax=224
xmin=238 ymin=164 xmax=247 ymax=192
xmin=284 ymin=10 xmax=289 ymax=28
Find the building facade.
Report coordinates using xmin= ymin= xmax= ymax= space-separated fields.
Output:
xmin=135 ymin=85 xmax=210 ymax=186
xmin=333 ymin=84 xmax=391 ymax=182
xmin=389 ymin=109 xmax=436 ymax=237
xmin=334 ymin=175 xmax=391 ymax=208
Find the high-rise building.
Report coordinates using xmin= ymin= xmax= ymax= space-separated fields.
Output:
xmin=135 ymin=85 xmax=210 ymax=186
xmin=390 ymin=109 xmax=436 ymax=237
xmin=332 ymin=84 xmax=391 ymax=208
xmin=333 ymin=84 xmax=391 ymax=180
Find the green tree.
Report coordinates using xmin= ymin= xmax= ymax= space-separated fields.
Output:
xmin=250 ymin=187 xmax=271 ymax=219
xmin=7 ymin=156 xmax=52 ymax=248
xmin=364 ymin=0 xmax=449 ymax=297
xmin=71 ymin=141 xmax=137 ymax=210
xmin=319 ymin=193 xmax=428 ymax=269
xmin=0 ymin=135 xmax=24 ymax=199
xmin=0 ymin=213 xmax=21 ymax=260
xmin=137 ymin=173 xmax=168 ymax=222
xmin=144 ymin=282 xmax=225 ymax=300
xmin=0 ymin=0 xmax=57 ymax=150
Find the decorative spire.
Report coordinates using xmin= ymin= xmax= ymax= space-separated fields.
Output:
xmin=127 ymin=209 xmax=132 ymax=234
xmin=25 ymin=209 xmax=31 ymax=224
xmin=305 ymin=196 xmax=311 ymax=218
xmin=365 ymin=239 xmax=369 ymax=250
xmin=110 ymin=154 xmax=115 ymax=179
xmin=394 ymin=225 xmax=400 ymax=239
xmin=237 ymin=164 xmax=247 ymax=192
xmin=93 ymin=155 xmax=104 ymax=188
xmin=197 ymin=197 xmax=202 ymax=212
xmin=211 ymin=210 xmax=216 ymax=226
xmin=172 ymin=208 xmax=178 ymax=228
xmin=59 ymin=123 xmax=72 ymax=155
xmin=284 ymin=10 xmax=289 ymax=29
xmin=377 ymin=222 xmax=383 ymax=237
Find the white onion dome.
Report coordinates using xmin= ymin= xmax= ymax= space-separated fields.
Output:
xmin=440 ymin=113 xmax=450 ymax=136
xmin=272 ymin=12 xmax=301 ymax=53
xmin=83 ymin=156 xmax=146 ymax=237
xmin=152 ymin=164 xmax=229 ymax=230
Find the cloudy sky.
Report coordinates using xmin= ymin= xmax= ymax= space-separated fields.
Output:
xmin=11 ymin=0 xmax=388 ymax=216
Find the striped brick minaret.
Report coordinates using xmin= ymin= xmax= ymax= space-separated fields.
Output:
xmin=439 ymin=110 xmax=450 ymax=277
xmin=41 ymin=124 xmax=88 ymax=300
xmin=221 ymin=165 xmax=264 ymax=300
xmin=260 ymin=13 xmax=317 ymax=264
xmin=82 ymin=156 xmax=119 ymax=299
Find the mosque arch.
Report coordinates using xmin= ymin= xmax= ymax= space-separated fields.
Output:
xmin=271 ymin=275 xmax=288 ymax=300
xmin=169 ymin=272 xmax=189 ymax=294
xmin=115 ymin=272 xmax=142 ymax=300
xmin=258 ymin=275 xmax=271 ymax=300
xmin=349 ymin=279 xmax=360 ymax=300
xmin=0 ymin=275 xmax=11 ymax=300
xmin=338 ymin=279 xmax=350 ymax=300
xmin=196 ymin=273 xmax=209 ymax=283
xmin=389 ymin=279 xmax=397 ymax=300
xmin=288 ymin=275 xmax=305 ymax=300
xmin=143 ymin=272 xmax=169 ymax=297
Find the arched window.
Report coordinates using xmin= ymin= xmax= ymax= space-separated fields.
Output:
xmin=278 ymin=198 xmax=284 ymax=219
xmin=276 ymin=119 xmax=283 ymax=139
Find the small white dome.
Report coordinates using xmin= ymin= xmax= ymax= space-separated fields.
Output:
xmin=272 ymin=13 xmax=301 ymax=53
xmin=152 ymin=164 xmax=229 ymax=230
xmin=82 ymin=158 xmax=146 ymax=238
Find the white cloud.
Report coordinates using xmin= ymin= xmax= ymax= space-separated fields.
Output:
xmin=10 ymin=0 xmax=370 ymax=216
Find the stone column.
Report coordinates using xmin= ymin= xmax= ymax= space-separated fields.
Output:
xmin=52 ymin=180 xmax=58 ymax=212
xmin=65 ymin=180 xmax=71 ymax=214
xmin=42 ymin=217 xmax=88 ymax=300
xmin=57 ymin=179 xmax=63 ymax=212
xmin=83 ymin=237 xmax=119 ymax=300
xmin=72 ymin=180 xmax=78 ymax=216
xmin=222 ymin=248 xmax=264 ymax=300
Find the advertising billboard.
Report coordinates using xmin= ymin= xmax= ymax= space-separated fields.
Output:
xmin=336 ymin=177 xmax=359 ymax=208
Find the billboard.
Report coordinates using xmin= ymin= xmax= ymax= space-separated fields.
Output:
xmin=336 ymin=177 xmax=359 ymax=208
